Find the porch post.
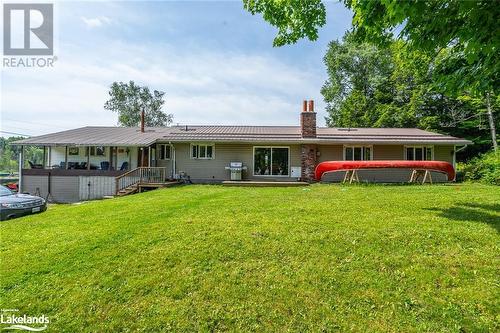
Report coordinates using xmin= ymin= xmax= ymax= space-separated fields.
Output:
xmin=128 ymin=148 xmax=132 ymax=169
xmin=65 ymin=146 xmax=68 ymax=169
xmin=141 ymin=148 xmax=145 ymax=167
xmin=48 ymin=146 xmax=51 ymax=169
xmin=42 ymin=146 xmax=46 ymax=169
xmin=87 ymin=146 xmax=90 ymax=170
xmin=18 ymin=146 xmax=24 ymax=192
xmin=114 ymin=147 xmax=118 ymax=170
xmin=148 ymin=146 xmax=151 ymax=167
xmin=109 ymin=146 xmax=113 ymax=170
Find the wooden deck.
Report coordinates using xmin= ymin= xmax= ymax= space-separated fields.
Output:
xmin=138 ymin=181 xmax=180 ymax=191
xmin=222 ymin=180 xmax=309 ymax=187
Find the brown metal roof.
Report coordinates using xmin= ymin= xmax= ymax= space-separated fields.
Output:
xmin=13 ymin=126 xmax=174 ymax=147
xmin=13 ymin=125 xmax=472 ymax=146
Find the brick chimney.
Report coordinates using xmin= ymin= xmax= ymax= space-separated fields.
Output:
xmin=140 ymin=110 xmax=145 ymax=133
xmin=300 ymin=99 xmax=316 ymax=138
xmin=300 ymin=100 xmax=318 ymax=182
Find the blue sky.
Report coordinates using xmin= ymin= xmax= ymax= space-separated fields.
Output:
xmin=1 ymin=1 xmax=352 ymax=136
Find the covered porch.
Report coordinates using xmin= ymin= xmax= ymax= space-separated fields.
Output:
xmin=20 ymin=143 xmax=175 ymax=171
xmin=17 ymin=143 xmax=175 ymax=202
xmin=22 ymin=145 xmax=145 ymax=171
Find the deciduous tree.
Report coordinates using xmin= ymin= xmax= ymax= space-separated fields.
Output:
xmin=104 ymin=81 xmax=172 ymax=127
xmin=321 ymin=35 xmax=499 ymax=157
xmin=244 ymin=0 xmax=499 ymax=149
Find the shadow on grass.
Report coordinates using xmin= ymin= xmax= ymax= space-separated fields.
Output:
xmin=426 ymin=202 xmax=500 ymax=233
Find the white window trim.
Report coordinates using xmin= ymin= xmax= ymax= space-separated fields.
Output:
xmin=158 ymin=144 xmax=172 ymax=160
xmin=190 ymin=143 xmax=215 ymax=160
xmin=343 ymin=145 xmax=373 ymax=161
xmin=404 ymin=145 xmax=434 ymax=161
xmin=252 ymin=146 xmax=291 ymax=177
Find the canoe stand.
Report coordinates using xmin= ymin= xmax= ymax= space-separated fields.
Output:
xmin=342 ymin=168 xmax=433 ymax=184
xmin=343 ymin=170 xmax=360 ymax=184
xmin=409 ymin=169 xmax=433 ymax=184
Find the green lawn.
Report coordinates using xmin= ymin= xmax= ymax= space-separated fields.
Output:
xmin=1 ymin=184 xmax=499 ymax=332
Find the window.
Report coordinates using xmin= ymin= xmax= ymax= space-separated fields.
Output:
xmin=190 ymin=144 xmax=214 ymax=159
xmin=86 ymin=146 xmax=106 ymax=156
xmin=405 ymin=146 xmax=433 ymax=161
xmin=344 ymin=146 xmax=372 ymax=161
xmin=158 ymin=144 xmax=171 ymax=160
xmin=68 ymin=147 xmax=79 ymax=155
xmin=254 ymin=147 xmax=289 ymax=176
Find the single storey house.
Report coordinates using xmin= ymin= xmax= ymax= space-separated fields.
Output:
xmin=14 ymin=101 xmax=471 ymax=202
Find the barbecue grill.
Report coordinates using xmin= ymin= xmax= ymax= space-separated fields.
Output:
xmin=225 ymin=162 xmax=247 ymax=181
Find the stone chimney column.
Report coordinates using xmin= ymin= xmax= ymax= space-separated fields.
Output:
xmin=300 ymin=100 xmax=317 ymax=182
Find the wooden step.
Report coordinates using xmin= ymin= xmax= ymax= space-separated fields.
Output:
xmin=115 ymin=181 xmax=180 ymax=197
xmin=116 ymin=185 xmax=138 ymax=196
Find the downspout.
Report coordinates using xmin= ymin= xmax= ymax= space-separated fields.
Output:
xmin=169 ymin=141 xmax=175 ymax=179
xmin=452 ymin=145 xmax=456 ymax=171
xmin=455 ymin=145 xmax=468 ymax=153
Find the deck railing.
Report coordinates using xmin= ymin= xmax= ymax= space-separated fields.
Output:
xmin=115 ymin=167 xmax=167 ymax=193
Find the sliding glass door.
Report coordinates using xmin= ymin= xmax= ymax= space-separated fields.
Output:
xmin=253 ymin=147 xmax=289 ymax=176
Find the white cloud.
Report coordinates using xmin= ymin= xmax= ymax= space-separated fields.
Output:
xmin=80 ymin=16 xmax=112 ymax=28
xmin=2 ymin=39 xmax=326 ymax=137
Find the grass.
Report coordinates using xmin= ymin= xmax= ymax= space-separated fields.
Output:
xmin=1 ymin=184 xmax=499 ymax=332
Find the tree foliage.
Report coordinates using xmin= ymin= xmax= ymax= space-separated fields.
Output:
xmin=244 ymin=0 xmax=499 ymax=96
xmin=322 ymin=35 xmax=499 ymax=157
xmin=347 ymin=0 xmax=499 ymax=97
xmin=244 ymin=0 xmax=499 ymax=149
xmin=243 ymin=0 xmax=326 ymax=47
xmin=104 ymin=81 xmax=173 ymax=127
xmin=457 ymin=150 xmax=500 ymax=185
xmin=0 ymin=137 xmax=43 ymax=172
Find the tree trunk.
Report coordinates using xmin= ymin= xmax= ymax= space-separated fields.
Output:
xmin=486 ymin=93 xmax=498 ymax=151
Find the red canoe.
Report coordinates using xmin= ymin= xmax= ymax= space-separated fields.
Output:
xmin=314 ymin=160 xmax=455 ymax=181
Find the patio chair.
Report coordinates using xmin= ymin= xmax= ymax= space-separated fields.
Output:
xmin=100 ymin=161 xmax=110 ymax=170
xmin=28 ymin=161 xmax=43 ymax=169
xmin=119 ymin=162 xmax=129 ymax=171
xmin=59 ymin=162 xmax=66 ymax=169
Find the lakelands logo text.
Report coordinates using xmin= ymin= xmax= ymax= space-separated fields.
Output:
xmin=2 ymin=3 xmax=56 ymax=68
xmin=1 ymin=310 xmax=49 ymax=332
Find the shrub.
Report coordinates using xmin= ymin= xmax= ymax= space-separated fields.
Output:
xmin=457 ymin=150 xmax=500 ymax=185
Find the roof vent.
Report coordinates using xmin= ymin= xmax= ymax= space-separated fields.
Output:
xmin=179 ymin=125 xmax=196 ymax=131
